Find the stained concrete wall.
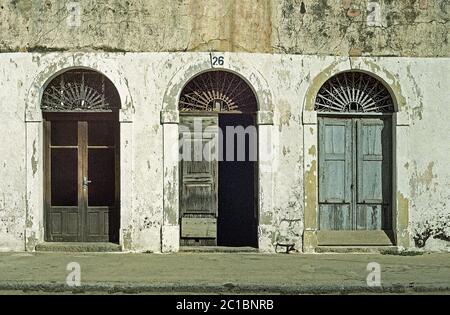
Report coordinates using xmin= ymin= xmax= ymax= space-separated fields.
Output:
xmin=0 ymin=52 xmax=449 ymax=252
xmin=0 ymin=0 xmax=449 ymax=57
xmin=0 ymin=55 xmax=27 ymax=251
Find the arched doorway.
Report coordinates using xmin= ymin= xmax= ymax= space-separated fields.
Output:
xmin=42 ymin=69 xmax=121 ymax=243
xmin=315 ymin=72 xmax=395 ymax=240
xmin=178 ymin=70 xmax=258 ymax=247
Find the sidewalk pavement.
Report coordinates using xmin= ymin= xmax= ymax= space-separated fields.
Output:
xmin=0 ymin=252 xmax=449 ymax=294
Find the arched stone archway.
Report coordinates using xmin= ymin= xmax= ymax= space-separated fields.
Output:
xmin=25 ymin=58 xmax=134 ymax=251
xmin=177 ymin=70 xmax=259 ymax=247
xmin=302 ymin=62 xmax=411 ymax=253
xmin=161 ymin=55 xmax=273 ymax=114
xmin=160 ymin=55 xmax=276 ymax=252
xmin=42 ymin=69 xmax=121 ymax=243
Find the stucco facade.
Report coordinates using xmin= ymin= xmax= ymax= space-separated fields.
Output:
xmin=0 ymin=0 xmax=449 ymax=253
xmin=0 ymin=52 xmax=449 ymax=252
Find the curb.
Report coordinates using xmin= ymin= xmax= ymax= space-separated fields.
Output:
xmin=1 ymin=282 xmax=449 ymax=294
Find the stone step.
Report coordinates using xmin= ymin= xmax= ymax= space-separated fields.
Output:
xmin=180 ymin=246 xmax=259 ymax=253
xmin=35 ymin=242 xmax=122 ymax=253
xmin=314 ymin=246 xmax=399 ymax=254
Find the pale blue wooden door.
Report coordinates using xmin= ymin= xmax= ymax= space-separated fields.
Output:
xmin=318 ymin=118 xmax=353 ymax=230
xmin=318 ymin=117 xmax=391 ymax=231
xmin=356 ymin=118 xmax=392 ymax=230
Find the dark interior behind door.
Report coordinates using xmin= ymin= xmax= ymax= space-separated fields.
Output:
xmin=218 ymin=114 xmax=258 ymax=247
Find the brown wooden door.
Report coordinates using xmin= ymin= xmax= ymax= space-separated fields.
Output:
xmin=44 ymin=113 xmax=119 ymax=243
xmin=179 ymin=115 xmax=219 ymax=246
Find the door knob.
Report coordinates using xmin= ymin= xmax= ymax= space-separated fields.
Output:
xmin=83 ymin=177 xmax=92 ymax=187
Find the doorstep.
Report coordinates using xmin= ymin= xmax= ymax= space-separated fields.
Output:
xmin=35 ymin=242 xmax=122 ymax=253
xmin=179 ymin=246 xmax=259 ymax=253
xmin=314 ymin=246 xmax=399 ymax=254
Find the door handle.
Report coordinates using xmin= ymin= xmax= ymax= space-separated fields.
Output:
xmin=83 ymin=177 xmax=92 ymax=187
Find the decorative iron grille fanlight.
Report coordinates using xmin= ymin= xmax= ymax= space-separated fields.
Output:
xmin=41 ymin=70 xmax=119 ymax=112
xmin=315 ymin=72 xmax=394 ymax=113
xmin=179 ymin=71 xmax=257 ymax=113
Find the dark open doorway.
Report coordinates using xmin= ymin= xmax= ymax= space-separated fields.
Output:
xmin=178 ymin=70 xmax=259 ymax=248
xmin=218 ymin=114 xmax=258 ymax=247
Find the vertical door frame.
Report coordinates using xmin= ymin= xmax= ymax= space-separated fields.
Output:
xmin=79 ymin=121 xmax=88 ymax=241
xmin=43 ymin=120 xmax=51 ymax=242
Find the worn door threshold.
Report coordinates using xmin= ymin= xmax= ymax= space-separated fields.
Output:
xmin=180 ymin=246 xmax=259 ymax=253
xmin=314 ymin=246 xmax=399 ymax=254
xmin=35 ymin=242 xmax=122 ymax=253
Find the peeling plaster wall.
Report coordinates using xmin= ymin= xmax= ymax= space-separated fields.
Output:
xmin=0 ymin=54 xmax=33 ymax=251
xmin=403 ymin=59 xmax=450 ymax=251
xmin=0 ymin=0 xmax=449 ymax=57
xmin=0 ymin=52 xmax=449 ymax=252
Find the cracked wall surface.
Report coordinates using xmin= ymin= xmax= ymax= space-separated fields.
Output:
xmin=0 ymin=0 xmax=449 ymax=57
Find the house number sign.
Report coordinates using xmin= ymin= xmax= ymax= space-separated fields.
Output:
xmin=210 ymin=53 xmax=226 ymax=68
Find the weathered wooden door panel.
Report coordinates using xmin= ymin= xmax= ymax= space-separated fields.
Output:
xmin=45 ymin=120 xmax=82 ymax=241
xmin=179 ymin=115 xmax=218 ymax=244
xmin=181 ymin=216 xmax=217 ymax=238
xmin=356 ymin=205 xmax=383 ymax=230
xmin=86 ymin=121 xmax=117 ymax=242
xmin=48 ymin=207 xmax=80 ymax=242
xmin=45 ymin=115 xmax=119 ymax=243
xmin=356 ymin=118 xmax=391 ymax=230
xmin=318 ymin=118 xmax=353 ymax=230
xmin=318 ymin=116 xmax=392 ymax=232
xmin=319 ymin=204 xmax=352 ymax=230
xmin=86 ymin=207 xmax=111 ymax=241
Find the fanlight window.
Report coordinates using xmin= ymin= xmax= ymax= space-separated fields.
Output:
xmin=179 ymin=71 xmax=257 ymax=113
xmin=315 ymin=72 xmax=394 ymax=113
xmin=41 ymin=70 xmax=120 ymax=112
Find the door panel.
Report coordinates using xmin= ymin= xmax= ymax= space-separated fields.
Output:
xmin=356 ymin=118 xmax=391 ymax=230
xmin=319 ymin=204 xmax=352 ymax=230
xmin=180 ymin=133 xmax=218 ymax=216
xmin=180 ymin=116 xmax=218 ymax=244
xmin=50 ymin=121 xmax=78 ymax=146
xmin=88 ymin=121 xmax=116 ymax=146
xmin=88 ymin=148 xmax=115 ymax=207
xmin=357 ymin=120 xmax=385 ymax=204
xmin=51 ymin=149 xmax=78 ymax=206
xmin=51 ymin=212 xmax=62 ymax=235
xmin=318 ymin=118 xmax=352 ymax=230
xmin=48 ymin=207 xmax=80 ymax=242
xmin=86 ymin=207 xmax=111 ymax=242
xmin=182 ymin=183 xmax=215 ymax=213
xmin=47 ymin=120 xmax=81 ymax=241
xmin=356 ymin=205 xmax=383 ymax=230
